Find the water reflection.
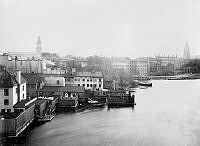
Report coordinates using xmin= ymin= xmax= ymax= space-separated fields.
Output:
xmin=1 ymin=80 xmax=200 ymax=146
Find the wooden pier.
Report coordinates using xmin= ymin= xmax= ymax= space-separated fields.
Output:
xmin=0 ymin=104 xmax=35 ymax=137
xmin=107 ymin=90 xmax=135 ymax=107
xmin=34 ymin=97 xmax=58 ymax=122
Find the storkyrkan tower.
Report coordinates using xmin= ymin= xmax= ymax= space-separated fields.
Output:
xmin=36 ymin=36 xmax=42 ymax=57
xmin=183 ymin=42 xmax=190 ymax=59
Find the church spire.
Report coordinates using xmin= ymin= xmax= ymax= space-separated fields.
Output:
xmin=36 ymin=36 xmax=42 ymax=57
xmin=183 ymin=42 xmax=190 ymax=59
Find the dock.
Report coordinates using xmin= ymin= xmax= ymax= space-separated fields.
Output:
xmin=107 ymin=90 xmax=135 ymax=107
xmin=0 ymin=103 xmax=35 ymax=137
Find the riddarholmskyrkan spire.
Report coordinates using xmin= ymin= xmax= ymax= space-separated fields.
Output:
xmin=183 ymin=42 xmax=190 ymax=59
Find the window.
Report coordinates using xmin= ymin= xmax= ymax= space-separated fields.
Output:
xmin=87 ymin=84 xmax=89 ymax=87
xmin=16 ymin=88 xmax=18 ymax=94
xmin=7 ymin=109 xmax=11 ymax=113
xmin=90 ymin=79 xmax=92 ymax=82
xmin=87 ymin=79 xmax=89 ymax=82
xmin=94 ymin=84 xmax=97 ymax=87
xmin=90 ymin=84 xmax=92 ymax=87
xmin=99 ymin=84 xmax=101 ymax=87
xmin=99 ymin=79 xmax=102 ymax=82
xmin=83 ymin=84 xmax=85 ymax=87
xmin=82 ymin=79 xmax=85 ymax=82
xmin=78 ymin=84 xmax=80 ymax=86
xmin=4 ymin=89 xmax=9 ymax=96
xmin=57 ymin=80 xmax=60 ymax=84
xmin=23 ymin=93 xmax=24 ymax=99
xmin=22 ymin=85 xmax=24 ymax=91
xmin=4 ymin=99 xmax=9 ymax=105
xmin=1 ymin=109 xmax=5 ymax=113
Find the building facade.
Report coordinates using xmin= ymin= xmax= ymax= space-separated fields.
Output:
xmin=0 ymin=69 xmax=26 ymax=112
xmin=65 ymin=72 xmax=104 ymax=91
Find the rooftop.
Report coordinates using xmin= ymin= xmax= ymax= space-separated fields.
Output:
xmin=43 ymin=86 xmax=85 ymax=93
xmin=0 ymin=110 xmax=21 ymax=119
xmin=0 ymin=70 xmax=18 ymax=88
xmin=74 ymin=72 xmax=103 ymax=78
xmin=22 ymin=73 xmax=43 ymax=85
xmin=13 ymin=99 xmax=35 ymax=109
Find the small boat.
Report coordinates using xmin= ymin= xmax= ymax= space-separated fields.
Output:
xmin=138 ymin=81 xmax=152 ymax=87
xmin=37 ymin=114 xmax=55 ymax=122
xmin=139 ymin=86 xmax=148 ymax=89
xmin=87 ymin=98 xmax=105 ymax=107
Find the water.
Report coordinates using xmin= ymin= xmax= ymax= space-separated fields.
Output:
xmin=2 ymin=80 xmax=200 ymax=146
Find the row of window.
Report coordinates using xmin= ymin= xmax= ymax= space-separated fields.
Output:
xmin=77 ymin=84 xmax=102 ymax=88
xmin=75 ymin=78 xmax=102 ymax=82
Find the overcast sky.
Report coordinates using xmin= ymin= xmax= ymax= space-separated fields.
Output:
xmin=0 ymin=0 xmax=200 ymax=58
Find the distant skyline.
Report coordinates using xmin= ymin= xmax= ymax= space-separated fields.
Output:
xmin=1 ymin=0 xmax=200 ymax=58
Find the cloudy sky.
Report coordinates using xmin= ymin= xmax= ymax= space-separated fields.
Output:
xmin=0 ymin=0 xmax=200 ymax=58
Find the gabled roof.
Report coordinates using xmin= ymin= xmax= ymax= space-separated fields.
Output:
xmin=21 ymin=76 xmax=27 ymax=84
xmin=73 ymin=72 xmax=103 ymax=78
xmin=22 ymin=73 xmax=43 ymax=85
xmin=43 ymin=86 xmax=85 ymax=93
xmin=0 ymin=70 xmax=18 ymax=88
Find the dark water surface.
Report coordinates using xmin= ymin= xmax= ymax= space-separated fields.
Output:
xmin=2 ymin=80 xmax=200 ymax=146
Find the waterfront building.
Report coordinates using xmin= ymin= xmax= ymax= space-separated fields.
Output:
xmin=65 ymin=71 xmax=104 ymax=91
xmin=155 ymin=55 xmax=185 ymax=75
xmin=72 ymin=72 xmax=104 ymax=91
xmin=133 ymin=57 xmax=150 ymax=76
xmin=22 ymin=73 xmax=44 ymax=98
xmin=0 ymin=69 xmax=27 ymax=112
xmin=0 ymin=68 xmax=37 ymax=136
xmin=112 ymin=57 xmax=129 ymax=71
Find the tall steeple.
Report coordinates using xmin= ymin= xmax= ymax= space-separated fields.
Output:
xmin=183 ymin=42 xmax=190 ymax=59
xmin=36 ymin=36 xmax=42 ymax=57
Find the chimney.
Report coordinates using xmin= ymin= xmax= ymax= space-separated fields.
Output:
xmin=16 ymin=70 xmax=21 ymax=84
xmin=72 ymin=68 xmax=76 ymax=74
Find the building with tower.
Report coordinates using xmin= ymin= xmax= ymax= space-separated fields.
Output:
xmin=0 ymin=37 xmax=55 ymax=73
xmin=36 ymin=36 xmax=42 ymax=57
xmin=183 ymin=42 xmax=190 ymax=59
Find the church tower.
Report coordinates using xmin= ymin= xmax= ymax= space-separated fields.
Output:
xmin=36 ymin=36 xmax=42 ymax=57
xmin=183 ymin=42 xmax=190 ymax=59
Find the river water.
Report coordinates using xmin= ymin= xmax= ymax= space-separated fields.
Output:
xmin=1 ymin=80 xmax=200 ymax=146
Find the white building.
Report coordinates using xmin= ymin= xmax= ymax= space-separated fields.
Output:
xmin=112 ymin=58 xmax=129 ymax=70
xmin=0 ymin=69 xmax=26 ymax=112
xmin=72 ymin=72 xmax=104 ymax=91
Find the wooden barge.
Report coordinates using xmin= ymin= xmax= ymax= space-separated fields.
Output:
xmin=0 ymin=103 xmax=35 ymax=137
xmin=34 ymin=97 xmax=58 ymax=122
xmin=107 ymin=90 xmax=135 ymax=107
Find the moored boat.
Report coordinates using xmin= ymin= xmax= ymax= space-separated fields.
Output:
xmin=138 ymin=81 xmax=152 ymax=87
xmin=37 ymin=114 xmax=56 ymax=122
xmin=87 ymin=98 xmax=105 ymax=107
